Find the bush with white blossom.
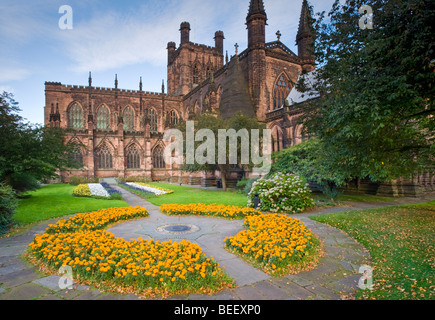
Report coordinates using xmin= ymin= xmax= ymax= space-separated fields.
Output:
xmin=247 ymin=173 xmax=315 ymax=213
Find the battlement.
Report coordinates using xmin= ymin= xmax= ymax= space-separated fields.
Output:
xmin=189 ymin=42 xmax=219 ymax=52
xmin=45 ymin=82 xmax=167 ymax=97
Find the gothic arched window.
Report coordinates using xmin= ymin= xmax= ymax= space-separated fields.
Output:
xmin=193 ymin=64 xmax=201 ymax=85
xmin=206 ymin=65 xmax=213 ymax=78
xmin=123 ymin=107 xmax=134 ymax=131
xmin=170 ymin=110 xmax=178 ymax=126
xmin=69 ymin=147 xmax=84 ymax=168
xmin=98 ymin=145 xmax=113 ymax=169
xmin=96 ymin=105 xmax=110 ymax=130
xmin=152 ymin=146 xmax=165 ymax=169
xmin=68 ymin=103 xmax=83 ymax=129
xmin=126 ymin=145 xmax=140 ymax=169
xmin=149 ymin=108 xmax=158 ymax=133
xmin=273 ymin=74 xmax=291 ymax=110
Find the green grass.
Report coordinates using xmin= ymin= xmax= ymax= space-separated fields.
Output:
xmin=126 ymin=182 xmax=249 ymax=207
xmin=311 ymin=200 xmax=435 ymax=300
xmin=14 ymin=184 xmax=129 ymax=224
xmin=336 ymin=193 xmax=399 ymax=203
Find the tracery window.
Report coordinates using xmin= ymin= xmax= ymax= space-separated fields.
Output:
xmin=170 ymin=110 xmax=178 ymax=126
xmin=126 ymin=145 xmax=140 ymax=169
xmin=69 ymin=147 xmax=84 ymax=167
xmin=96 ymin=105 xmax=110 ymax=130
xmin=152 ymin=146 xmax=165 ymax=169
xmin=123 ymin=107 xmax=134 ymax=131
xmin=193 ymin=64 xmax=201 ymax=85
xmin=149 ymin=108 xmax=158 ymax=133
xmin=97 ymin=145 xmax=113 ymax=169
xmin=68 ymin=103 xmax=83 ymax=129
xmin=273 ymin=74 xmax=291 ymax=110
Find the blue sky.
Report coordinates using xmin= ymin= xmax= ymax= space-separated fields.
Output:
xmin=0 ymin=0 xmax=337 ymax=125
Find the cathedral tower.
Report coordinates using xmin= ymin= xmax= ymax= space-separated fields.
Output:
xmin=245 ymin=0 xmax=268 ymax=120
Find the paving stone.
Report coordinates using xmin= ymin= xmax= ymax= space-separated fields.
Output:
xmin=187 ymin=293 xmax=215 ymax=300
xmin=324 ymin=274 xmax=361 ymax=293
xmin=253 ymin=281 xmax=290 ymax=300
xmin=72 ymin=289 xmax=104 ymax=300
xmin=0 ymin=262 xmax=28 ymax=276
xmin=286 ymin=275 xmax=313 ymax=287
xmin=33 ymin=275 xmax=64 ymax=291
xmin=232 ymin=285 xmax=267 ymax=300
xmin=274 ymin=280 xmax=315 ymax=299
xmin=0 ymin=245 xmax=27 ymax=258
xmin=39 ymin=294 xmax=64 ymax=300
xmin=0 ymin=267 xmax=40 ymax=288
xmin=0 ymin=283 xmax=50 ymax=300
xmin=304 ymin=284 xmax=342 ymax=300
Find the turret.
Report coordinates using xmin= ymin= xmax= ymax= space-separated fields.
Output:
xmin=180 ymin=21 xmax=191 ymax=45
xmin=214 ymin=30 xmax=224 ymax=54
xmin=246 ymin=0 xmax=267 ymax=48
xmin=167 ymin=41 xmax=176 ymax=65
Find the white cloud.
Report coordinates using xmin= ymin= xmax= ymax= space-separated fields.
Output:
xmin=58 ymin=0 xmax=232 ymax=73
xmin=0 ymin=67 xmax=30 ymax=82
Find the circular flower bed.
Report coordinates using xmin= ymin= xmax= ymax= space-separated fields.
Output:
xmin=225 ymin=214 xmax=322 ymax=275
xmin=28 ymin=206 xmax=233 ymax=297
xmin=247 ymin=173 xmax=315 ymax=213
xmin=160 ymin=203 xmax=261 ymax=220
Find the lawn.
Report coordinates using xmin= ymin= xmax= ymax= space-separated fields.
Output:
xmin=122 ymin=182 xmax=249 ymax=207
xmin=14 ymin=184 xmax=129 ymax=224
xmin=311 ymin=200 xmax=435 ymax=300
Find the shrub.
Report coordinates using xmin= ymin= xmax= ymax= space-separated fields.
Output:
xmin=247 ymin=172 xmax=315 ymax=213
xmin=69 ymin=176 xmax=99 ymax=186
xmin=0 ymin=183 xmax=18 ymax=234
xmin=10 ymin=172 xmax=40 ymax=192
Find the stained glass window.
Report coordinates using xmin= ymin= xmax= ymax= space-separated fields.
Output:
xmin=68 ymin=103 xmax=83 ymax=128
xmin=123 ymin=107 xmax=134 ymax=131
xmin=126 ymin=145 xmax=140 ymax=169
xmin=96 ymin=105 xmax=110 ymax=130
xmin=273 ymin=74 xmax=291 ymax=110
xmin=149 ymin=108 xmax=158 ymax=133
xmin=98 ymin=145 xmax=112 ymax=169
xmin=153 ymin=146 xmax=165 ymax=169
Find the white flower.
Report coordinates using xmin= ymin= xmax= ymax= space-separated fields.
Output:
xmin=126 ymin=182 xmax=167 ymax=195
xmin=88 ymin=183 xmax=110 ymax=198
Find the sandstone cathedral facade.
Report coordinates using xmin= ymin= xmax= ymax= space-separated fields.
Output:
xmin=45 ymin=0 xmax=315 ymax=185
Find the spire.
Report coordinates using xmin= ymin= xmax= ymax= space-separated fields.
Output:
xmin=114 ymin=74 xmax=118 ymax=89
xmin=139 ymin=76 xmax=143 ymax=91
xmin=162 ymin=79 xmax=165 ymax=94
xmin=296 ymin=0 xmax=315 ymax=64
xmin=88 ymin=72 xmax=92 ymax=86
xmin=247 ymin=0 xmax=266 ymax=17
xmin=296 ymin=0 xmax=311 ymax=44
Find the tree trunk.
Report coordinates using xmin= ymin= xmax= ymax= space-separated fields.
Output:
xmin=218 ymin=165 xmax=227 ymax=191
xmin=4 ymin=173 xmax=12 ymax=186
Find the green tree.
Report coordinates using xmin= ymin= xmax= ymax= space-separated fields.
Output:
xmin=300 ymin=0 xmax=434 ymax=184
xmin=175 ymin=112 xmax=267 ymax=191
xmin=0 ymin=92 xmax=81 ymax=191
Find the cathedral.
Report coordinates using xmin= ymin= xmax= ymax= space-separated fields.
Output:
xmin=45 ymin=0 xmax=316 ymax=185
